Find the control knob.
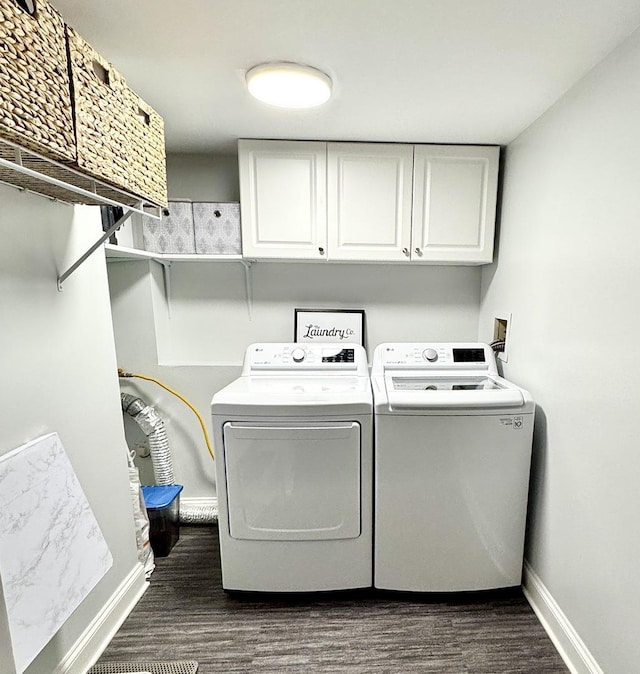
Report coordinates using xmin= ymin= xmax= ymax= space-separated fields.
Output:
xmin=422 ymin=348 xmax=438 ymax=363
xmin=291 ymin=347 xmax=306 ymax=363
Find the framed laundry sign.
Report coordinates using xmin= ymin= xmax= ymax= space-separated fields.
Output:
xmin=294 ymin=309 xmax=365 ymax=346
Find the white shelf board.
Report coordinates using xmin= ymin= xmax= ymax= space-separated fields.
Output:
xmin=163 ymin=253 xmax=244 ymax=262
xmin=104 ymin=244 xmax=243 ymax=262
xmin=105 ymin=244 xmax=156 ymax=260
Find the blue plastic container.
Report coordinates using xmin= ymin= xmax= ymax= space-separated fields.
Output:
xmin=142 ymin=485 xmax=183 ymax=557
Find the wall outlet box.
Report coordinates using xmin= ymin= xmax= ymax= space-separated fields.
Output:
xmin=493 ymin=312 xmax=511 ymax=363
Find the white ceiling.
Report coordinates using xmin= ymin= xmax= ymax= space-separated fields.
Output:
xmin=53 ymin=0 xmax=640 ymax=154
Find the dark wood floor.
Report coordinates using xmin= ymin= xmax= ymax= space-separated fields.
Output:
xmin=98 ymin=526 xmax=568 ymax=673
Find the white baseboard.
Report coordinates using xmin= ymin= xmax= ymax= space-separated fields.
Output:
xmin=523 ymin=561 xmax=603 ymax=674
xmin=53 ymin=563 xmax=148 ymax=674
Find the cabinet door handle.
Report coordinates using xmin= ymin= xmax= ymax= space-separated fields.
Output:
xmin=414 ymin=248 xmax=423 ymax=256
xmin=402 ymin=248 xmax=410 ymax=257
xmin=318 ymin=247 xmax=325 ymax=255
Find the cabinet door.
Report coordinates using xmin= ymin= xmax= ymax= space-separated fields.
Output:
xmin=327 ymin=143 xmax=413 ymax=261
xmin=238 ymin=139 xmax=327 ymax=259
xmin=412 ymin=145 xmax=499 ymax=264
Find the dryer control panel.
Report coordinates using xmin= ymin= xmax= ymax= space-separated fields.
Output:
xmin=243 ymin=343 xmax=368 ymax=375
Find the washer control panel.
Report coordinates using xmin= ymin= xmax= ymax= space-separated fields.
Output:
xmin=373 ymin=343 xmax=494 ymax=374
xmin=246 ymin=343 xmax=365 ymax=373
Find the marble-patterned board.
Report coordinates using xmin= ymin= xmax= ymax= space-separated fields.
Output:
xmin=0 ymin=433 xmax=113 ymax=674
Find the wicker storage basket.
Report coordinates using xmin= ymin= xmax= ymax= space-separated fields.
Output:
xmin=126 ymin=91 xmax=167 ymax=205
xmin=66 ymin=25 xmax=132 ymax=192
xmin=0 ymin=0 xmax=75 ymax=161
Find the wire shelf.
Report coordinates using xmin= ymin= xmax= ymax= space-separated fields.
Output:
xmin=0 ymin=136 xmax=163 ymax=217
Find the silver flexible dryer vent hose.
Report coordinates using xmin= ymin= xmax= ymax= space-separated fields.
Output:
xmin=179 ymin=504 xmax=218 ymax=525
xmin=121 ymin=393 xmax=218 ymax=524
xmin=121 ymin=394 xmax=173 ymax=485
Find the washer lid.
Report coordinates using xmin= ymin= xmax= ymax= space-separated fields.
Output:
xmin=391 ymin=376 xmax=503 ymax=391
xmin=382 ymin=374 xmax=524 ymax=409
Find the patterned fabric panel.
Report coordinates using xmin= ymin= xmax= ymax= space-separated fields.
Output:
xmin=142 ymin=202 xmax=196 ymax=253
xmin=193 ymin=202 xmax=242 ymax=255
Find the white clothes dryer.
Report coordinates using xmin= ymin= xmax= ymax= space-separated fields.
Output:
xmin=211 ymin=343 xmax=372 ymax=592
xmin=372 ymin=342 xmax=534 ymax=592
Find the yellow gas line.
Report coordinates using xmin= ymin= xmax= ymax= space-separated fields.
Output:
xmin=118 ymin=368 xmax=214 ymax=460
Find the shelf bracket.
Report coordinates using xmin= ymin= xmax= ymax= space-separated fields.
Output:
xmin=57 ymin=207 xmax=136 ymax=291
xmin=241 ymin=260 xmax=253 ymax=320
xmin=153 ymin=259 xmax=173 ymax=319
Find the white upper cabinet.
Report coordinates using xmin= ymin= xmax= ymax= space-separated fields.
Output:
xmin=238 ymin=139 xmax=327 ymax=259
xmin=238 ymin=140 xmax=499 ymax=264
xmin=327 ymin=143 xmax=414 ymax=261
xmin=412 ymin=145 xmax=499 ymax=263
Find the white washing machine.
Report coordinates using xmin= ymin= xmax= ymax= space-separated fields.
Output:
xmin=372 ymin=342 xmax=534 ymax=592
xmin=211 ymin=343 xmax=372 ymax=592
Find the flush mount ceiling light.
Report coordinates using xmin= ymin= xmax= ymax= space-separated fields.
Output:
xmin=246 ymin=62 xmax=332 ymax=109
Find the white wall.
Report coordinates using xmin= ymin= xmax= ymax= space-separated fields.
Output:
xmin=107 ymin=260 xmax=228 ymax=491
xmin=167 ymin=153 xmax=239 ymax=201
xmin=155 ymin=261 xmax=482 ymax=365
xmin=0 ymin=186 xmax=142 ymax=673
xmin=107 ymin=153 xmax=483 ymax=498
xmin=479 ymin=27 xmax=640 ymax=674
